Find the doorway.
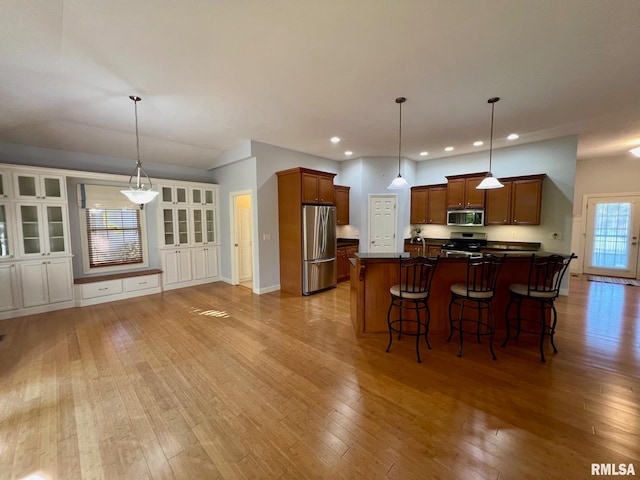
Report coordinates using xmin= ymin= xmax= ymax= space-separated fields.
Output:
xmin=368 ymin=195 xmax=397 ymax=253
xmin=230 ymin=191 xmax=254 ymax=289
xmin=584 ymin=194 xmax=640 ymax=279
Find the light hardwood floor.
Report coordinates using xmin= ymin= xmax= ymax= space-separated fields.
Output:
xmin=0 ymin=275 xmax=638 ymax=479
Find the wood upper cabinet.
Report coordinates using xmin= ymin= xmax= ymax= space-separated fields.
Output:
xmin=446 ymin=173 xmax=488 ymax=209
xmin=427 ymin=185 xmax=447 ymax=224
xmin=334 ymin=185 xmax=350 ymax=225
xmin=410 ymin=187 xmax=428 ymax=224
xmin=410 ymin=184 xmax=447 ymax=225
xmin=301 ymin=171 xmax=335 ymax=204
xmin=485 ymin=181 xmax=512 ymax=225
xmin=485 ymin=174 xmax=546 ymax=225
xmin=511 ymin=175 xmax=545 ymax=225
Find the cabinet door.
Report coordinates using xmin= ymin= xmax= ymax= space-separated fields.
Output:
xmin=0 ymin=203 xmax=15 ymax=258
xmin=160 ymin=186 xmax=188 ymax=205
xmin=485 ymin=181 xmax=512 ymax=225
xmin=0 ymin=263 xmax=19 ymax=311
xmin=20 ymin=261 xmax=48 ymax=307
xmin=205 ymin=208 xmax=216 ymax=244
xmin=205 ymin=247 xmax=219 ymax=278
xmin=464 ymin=177 xmax=486 ymax=208
xmin=512 ymin=178 xmax=543 ymax=225
xmin=337 ymin=247 xmax=348 ymax=281
xmin=14 ymin=173 xmax=65 ymax=201
xmin=410 ymin=187 xmax=428 ymax=224
xmin=446 ymin=179 xmax=465 ymax=208
xmin=301 ymin=173 xmax=319 ymax=203
xmin=161 ymin=208 xmax=176 ymax=246
xmin=192 ymin=247 xmax=208 ymax=280
xmin=46 ymin=259 xmax=73 ymax=303
xmin=334 ymin=186 xmax=350 ymax=225
xmin=162 ymin=250 xmax=192 ymax=284
xmin=17 ymin=204 xmax=43 ymax=256
xmin=0 ymin=171 xmax=10 ymax=199
xmin=44 ymin=204 xmax=69 ymax=255
xmin=427 ymin=186 xmax=447 ymax=224
xmin=318 ymin=176 xmax=334 ymax=204
xmin=190 ymin=187 xmax=216 ymax=206
xmin=192 ymin=209 xmax=204 ymax=245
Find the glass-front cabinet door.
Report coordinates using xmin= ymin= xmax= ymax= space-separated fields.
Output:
xmin=161 ymin=186 xmax=188 ymax=205
xmin=13 ymin=173 xmax=66 ymax=201
xmin=16 ymin=203 xmax=69 ymax=257
xmin=0 ymin=171 xmax=10 ymax=199
xmin=192 ymin=208 xmax=215 ymax=245
xmin=161 ymin=207 xmax=189 ymax=247
xmin=190 ymin=187 xmax=215 ymax=206
xmin=0 ymin=203 xmax=14 ymax=258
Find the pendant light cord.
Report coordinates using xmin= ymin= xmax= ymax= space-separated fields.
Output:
xmin=133 ymin=96 xmax=141 ymax=168
xmin=396 ymin=97 xmax=406 ymax=175
xmin=487 ymin=97 xmax=500 ymax=173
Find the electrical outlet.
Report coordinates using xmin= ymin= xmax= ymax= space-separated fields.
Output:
xmin=549 ymin=232 xmax=561 ymax=240
xmin=511 ymin=232 xmax=517 ymax=238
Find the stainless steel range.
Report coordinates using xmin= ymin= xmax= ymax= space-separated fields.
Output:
xmin=441 ymin=232 xmax=487 ymax=258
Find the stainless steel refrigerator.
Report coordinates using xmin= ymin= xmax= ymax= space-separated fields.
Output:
xmin=302 ymin=205 xmax=337 ymax=295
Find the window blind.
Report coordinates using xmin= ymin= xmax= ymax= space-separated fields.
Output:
xmin=86 ymin=209 xmax=143 ymax=268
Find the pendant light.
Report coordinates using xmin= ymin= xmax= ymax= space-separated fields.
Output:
xmin=387 ymin=96 xmax=410 ymax=189
xmin=121 ymin=95 xmax=160 ymax=205
xmin=476 ymin=97 xmax=504 ymax=190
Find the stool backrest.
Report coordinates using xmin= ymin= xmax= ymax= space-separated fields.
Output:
xmin=526 ymin=254 xmax=576 ymax=297
xmin=399 ymin=255 xmax=439 ymax=297
xmin=465 ymin=254 xmax=503 ymax=296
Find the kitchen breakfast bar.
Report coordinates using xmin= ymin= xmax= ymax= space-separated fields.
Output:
xmin=349 ymin=251 xmax=568 ymax=337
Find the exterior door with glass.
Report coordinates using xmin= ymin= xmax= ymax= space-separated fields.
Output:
xmin=584 ymin=195 xmax=640 ymax=279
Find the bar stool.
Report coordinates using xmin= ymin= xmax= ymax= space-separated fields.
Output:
xmin=447 ymin=254 xmax=503 ymax=360
xmin=502 ymin=253 xmax=576 ymax=362
xmin=386 ymin=255 xmax=439 ymax=363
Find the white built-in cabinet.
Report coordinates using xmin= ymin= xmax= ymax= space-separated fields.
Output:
xmin=0 ymin=262 xmax=19 ymax=311
xmin=16 ymin=203 xmax=69 ymax=257
xmin=157 ymin=181 xmax=220 ymax=290
xmin=20 ymin=258 xmax=73 ymax=307
xmin=13 ymin=172 xmax=66 ymax=201
xmin=0 ymin=171 xmax=10 ymax=200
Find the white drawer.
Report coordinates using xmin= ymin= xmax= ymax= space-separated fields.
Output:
xmin=82 ymin=279 xmax=123 ymax=299
xmin=123 ymin=274 xmax=159 ymax=292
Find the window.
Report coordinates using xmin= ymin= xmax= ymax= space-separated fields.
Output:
xmin=86 ymin=209 xmax=143 ymax=268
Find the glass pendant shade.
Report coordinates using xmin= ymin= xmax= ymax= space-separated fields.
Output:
xmin=122 ymin=95 xmax=159 ymax=205
xmin=630 ymin=146 xmax=640 ymax=157
xmin=476 ymin=174 xmax=504 ymax=189
xmin=387 ymin=96 xmax=410 ymax=190
xmin=388 ymin=174 xmax=410 ymax=189
xmin=476 ymin=97 xmax=504 ymax=190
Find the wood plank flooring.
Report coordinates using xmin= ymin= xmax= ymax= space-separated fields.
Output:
xmin=0 ymin=274 xmax=638 ymax=479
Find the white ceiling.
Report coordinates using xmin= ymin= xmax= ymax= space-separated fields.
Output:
xmin=1 ymin=0 xmax=640 ymax=170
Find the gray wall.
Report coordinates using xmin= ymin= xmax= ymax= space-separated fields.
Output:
xmin=209 ymin=156 xmax=258 ymax=284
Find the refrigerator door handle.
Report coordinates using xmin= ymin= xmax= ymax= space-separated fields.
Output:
xmin=310 ymin=258 xmax=335 ymax=264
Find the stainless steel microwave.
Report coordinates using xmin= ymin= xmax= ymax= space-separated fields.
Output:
xmin=447 ymin=209 xmax=485 ymax=226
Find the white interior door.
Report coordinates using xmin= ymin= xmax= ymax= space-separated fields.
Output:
xmin=584 ymin=195 xmax=640 ymax=279
xmin=369 ymin=195 xmax=396 ymax=253
xmin=230 ymin=192 xmax=254 ymax=286
xmin=237 ymin=204 xmax=253 ymax=282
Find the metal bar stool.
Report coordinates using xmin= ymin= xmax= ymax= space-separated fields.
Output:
xmin=447 ymin=254 xmax=503 ymax=360
xmin=502 ymin=253 xmax=576 ymax=362
xmin=386 ymin=255 xmax=439 ymax=363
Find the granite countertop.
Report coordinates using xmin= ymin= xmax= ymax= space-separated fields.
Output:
xmin=355 ymin=251 xmax=571 ymax=260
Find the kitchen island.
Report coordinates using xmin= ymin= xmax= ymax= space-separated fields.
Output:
xmin=349 ymin=251 xmax=570 ymax=337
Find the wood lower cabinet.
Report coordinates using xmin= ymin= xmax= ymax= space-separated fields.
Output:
xmin=485 ymin=174 xmax=546 ymax=225
xmin=337 ymin=244 xmax=358 ymax=282
xmin=404 ymin=244 xmax=442 ymax=256
xmin=334 ymin=185 xmax=350 ymax=225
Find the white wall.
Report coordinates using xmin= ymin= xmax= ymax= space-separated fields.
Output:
xmin=571 ymin=152 xmax=640 ymax=272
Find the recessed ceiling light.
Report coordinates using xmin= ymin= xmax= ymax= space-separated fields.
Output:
xmin=344 ymin=151 xmax=353 ymax=156
xmin=473 ymin=141 xmax=483 ymax=147
xmin=330 ymin=136 xmax=341 ymax=144
xmin=445 ymin=146 xmax=454 ymax=152
xmin=507 ymin=133 xmax=519 ymax=140
xmin=419 ymin=151 xmax=429 ymax=156
xmin=630 ymin=146 xmax=640 ymax=157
